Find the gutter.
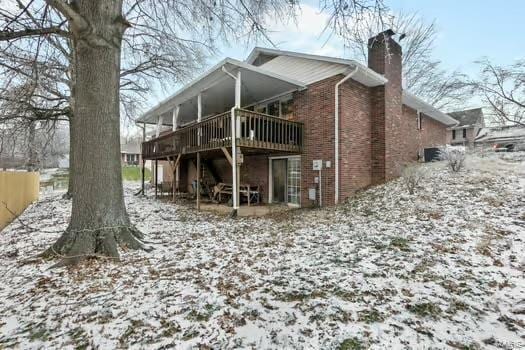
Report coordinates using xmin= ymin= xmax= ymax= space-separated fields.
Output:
xmin=334 ymin=66 xmax=358 ymax=205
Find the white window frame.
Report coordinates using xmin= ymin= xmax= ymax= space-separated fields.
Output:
xmin=268 ymin=155 xmax=301 ymax=207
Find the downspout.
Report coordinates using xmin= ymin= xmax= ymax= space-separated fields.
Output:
xmin=334 ymin=66 xmax=358 ymax=205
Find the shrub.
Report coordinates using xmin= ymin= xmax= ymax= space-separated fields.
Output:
xmin=401 ymin=163 xmax=425 ymax=194
xmin=438 ymin=146 xmax=466 ymax=172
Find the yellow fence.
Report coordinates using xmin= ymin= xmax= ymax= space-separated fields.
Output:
xmin=0 ymin=171 xmax=39 ymax=231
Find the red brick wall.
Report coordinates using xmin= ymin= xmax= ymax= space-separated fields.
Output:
xmin=339 ymin=79 xmax=373 ymax=201
xmin=403 ymin=105 xmax=448 ymax=157
xmin=293 ymin=76 xmax=339 ymax=207
xmin=368 ymin=32 xmax=404 ymax=182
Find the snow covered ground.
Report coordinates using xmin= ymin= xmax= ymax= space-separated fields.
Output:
xmin=1 ymin=153 xmax=524 ymax=349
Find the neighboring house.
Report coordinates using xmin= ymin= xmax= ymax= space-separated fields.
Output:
xmin=447 ymin=108 xmax=484 ymax=146
xmin=475 ymin=125 xmax=525 ymax=151
xmin=120 ymin=140 xmax=142 ymax=166
xmin=136 ymin=30 xmax=456 ymax=209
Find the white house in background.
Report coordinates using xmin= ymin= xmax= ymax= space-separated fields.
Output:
xmin=120 ymin=139 xmax=142 ymax=166
xmin=447 ymin=108 xmax=485 ymax=146
xmin=475 ymin=125 xmax=525 ymax=151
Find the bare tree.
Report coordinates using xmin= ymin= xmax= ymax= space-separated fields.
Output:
xmin=340 ymin=11 xmax=469 ymax=110
xmin=472 ymin=58 xmax=525 ymax=126
xmin=1 ymin=0 xmax=386 ymax=265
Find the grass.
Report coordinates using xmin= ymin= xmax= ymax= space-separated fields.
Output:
xmin=407 ymin=302 xmax=442 ymax=319
xmin=357 ymin=308 xmax=384 ymax=323
xmin=338 ymin=337 xmax=365 ymax=350
xmin=390 ymin=236 xmax=411 ymax=251
xmin=122 ymin=166 xmax=151 ymax=181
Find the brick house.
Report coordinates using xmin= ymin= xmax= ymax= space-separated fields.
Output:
xmin=447 ymin=108 xmax=485 ymax=146
xmin=120 ymin=139 xmax=142 ymax=166
xmin=137 ymin=30 xmax=456 ymax=211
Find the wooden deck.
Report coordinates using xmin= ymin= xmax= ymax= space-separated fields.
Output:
xmin=142 ymin=109 xmax=304 ymax=159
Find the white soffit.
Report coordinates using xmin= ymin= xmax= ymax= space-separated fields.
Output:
xmin=137 ymin=58 xmax=306 ymax=125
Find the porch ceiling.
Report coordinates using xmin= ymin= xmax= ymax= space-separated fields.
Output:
xmin=137 ymin=58 xmax=306 ymax=126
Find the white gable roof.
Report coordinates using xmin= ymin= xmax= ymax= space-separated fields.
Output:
xmin=247 ymin=47 xmax=387 ymax=87
xmin=259 ymin=55 xmax=348 ymax=85
xmin=246 ymin=47 xmax=456 ymax=126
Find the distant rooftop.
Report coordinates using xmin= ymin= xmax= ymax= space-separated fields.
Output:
xmin=121 ymin=140 xmax=141 ymax=154
xmin=475 ymin=125 xmax=525 ymax=144
xmin=448 ymin=108 xmax=484 ymax=127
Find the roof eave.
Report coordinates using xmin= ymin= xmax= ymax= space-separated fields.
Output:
xmin=136 ymin=57 xmax=307 ymax=124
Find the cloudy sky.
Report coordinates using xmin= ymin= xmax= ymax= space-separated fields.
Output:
xmin=145 ymin=0 xmax=524 ymax=109
xmin=221 ymin=0 xmax=524 ymax=71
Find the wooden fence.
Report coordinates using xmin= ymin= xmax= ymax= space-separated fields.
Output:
xmin=0 ymin=171 xmax=39 ymax=231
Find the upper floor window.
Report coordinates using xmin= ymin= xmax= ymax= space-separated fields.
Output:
xmin=255 ymin=105 xmax=266 ymax=114
xmin=452 ymin=130 xmax=456 ymax=140
xmin=417 ymin=111 xmax=422 ymax=130
xmin=280 ymin=98 xmax=294 ymax=120
xmin=267 ymin=101 xmax=279 ymax=117
xmin=463 ymin=128 xmax=467 ymax=138
xmin=250 ymin=95 xmax=295 ymax=119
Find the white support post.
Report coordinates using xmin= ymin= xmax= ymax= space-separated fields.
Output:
xmin=197 ymin=93 xmax=202 ymax=146
xmin=197 ymin=93 xmax=202 ymax=122
xmin=235 ymin=71 xmax=241 ymax=107
xmin=172 ymin=105 xmax=179 ymax=131
xmin=231 ymin=108 xmax=239 ymax=212
xmin=156 ymin=115 xmax=163 ymax=138
xmin=222 ymin=66 xmax=242 ymax=215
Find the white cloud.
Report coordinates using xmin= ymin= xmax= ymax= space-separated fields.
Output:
xmin=264 ymin=4 xmax=347 ymax=58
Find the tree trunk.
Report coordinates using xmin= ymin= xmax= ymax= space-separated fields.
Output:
xmin=26 ymin=122 xmax=38 ymax=172
xmin=44 ymin=0 xmax=147 ymax=265
xmin=63 ymin=117 xmax=74 ymax=199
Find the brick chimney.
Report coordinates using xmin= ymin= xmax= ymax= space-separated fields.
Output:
xmin=368 ymin=29 xmax=403 ymax=184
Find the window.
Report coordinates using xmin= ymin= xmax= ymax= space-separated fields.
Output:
xmin=280 ymin=98 xmax=294 ymax=120
xmin=452 ymin=130 xmax=456 ymax=140
xmin=287 ymin=158 xmax=301 ymax=205
xmin=417 ymin=112 xmax=422 ymax=130
xmin=463 ymin=128 xmax=467 ymax=138
xmin=255 ymin=105 xmax=266 ymax=114
xmin=267 ymin=101 xmax=279 ymax=117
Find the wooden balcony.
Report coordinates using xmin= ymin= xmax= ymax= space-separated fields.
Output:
xmin=142 ymin=108 xmax=304 ymax=159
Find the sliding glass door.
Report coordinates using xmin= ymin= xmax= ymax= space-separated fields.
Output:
xmin=270 ymin=156 xmax=301 ymax=206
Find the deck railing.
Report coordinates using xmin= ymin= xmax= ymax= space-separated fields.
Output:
xmin=142 ymin=109 xmax=303 ymax=159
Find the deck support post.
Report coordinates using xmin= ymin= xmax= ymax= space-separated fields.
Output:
xmin=196 ymin=152 xmax=201 ymax=210
xmin=171 ymin=154 xmax=182 ymax=203
xmin=230 ymin=109 xmax=239 ymax=216
xmin=231 ymin=70 xmax=242 ymax=216
xmin=154 ymin=159 xmax=158 ymax=199
xmin=141 ymin=158 xmax=145 ymax=195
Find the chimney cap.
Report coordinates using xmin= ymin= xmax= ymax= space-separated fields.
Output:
xmin=379 ymin=29 xmax=395 ymax=37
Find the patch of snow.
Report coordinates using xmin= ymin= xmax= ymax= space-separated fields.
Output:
xmin=1 ymin=153 xmax=524 ymax=349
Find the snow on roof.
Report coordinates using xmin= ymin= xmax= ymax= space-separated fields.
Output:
xmin=475 ymin=125 xmax=525 ymax=143
xmin=448 ymin=108 xmax=484 ymax=127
